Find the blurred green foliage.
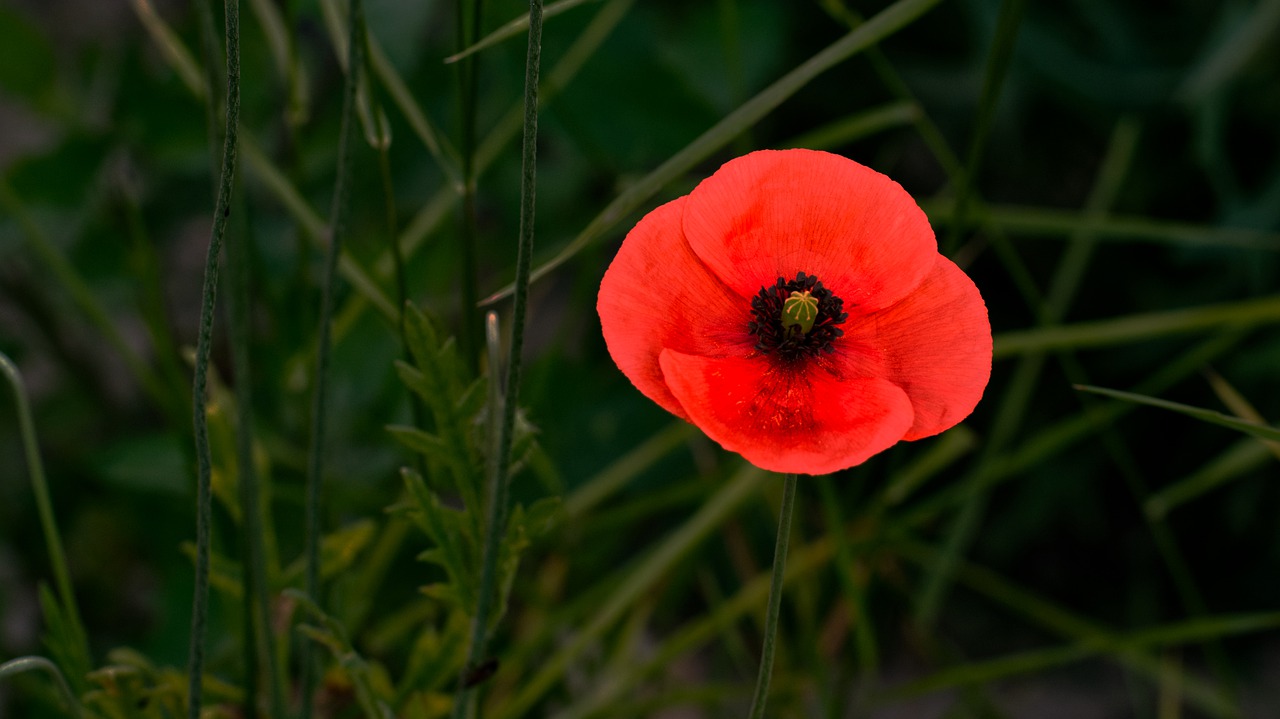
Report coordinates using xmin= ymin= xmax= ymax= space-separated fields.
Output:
xmin=1 ymin=0 xmax=1279 ymax=717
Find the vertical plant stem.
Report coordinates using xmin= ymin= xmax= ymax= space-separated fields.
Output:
xmin=747 ymin=473 xmax=799 ymax=719
xmin=226 ymin=195 xmax=283 ymax=718
xmin=302 ymin=0 xmax=364 ymax=715
xmin=0 ymin=354 xmax=89 ymax=678
xmin=455 ymin=0 xmax=484 ymax=368
xmin=188 ymin=1 xmax=240 ymax=717
xmin=376 ymin=139 xmax=428 ymax=464
xmin=452 ymin=2 xmax=541 ymax=717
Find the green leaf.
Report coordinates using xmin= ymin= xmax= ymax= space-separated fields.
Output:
xmin=395 ymin=614 xmax=469 ymax=703
xmin=36 ymin=585 xmax=90 ymax=695
xmin=288 ymin=591 xmax=396 ymax=719
xmin=400 ymin=468 xmax=477 ymax=610
xmin=1074 ymin=385 xmax=1280 ymax=442
xmin=387 ymin=424 xmax=472 ymax=479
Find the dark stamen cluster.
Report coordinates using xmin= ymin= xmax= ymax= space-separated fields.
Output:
xmin=748 ymin=271 xmax=849 ymax=362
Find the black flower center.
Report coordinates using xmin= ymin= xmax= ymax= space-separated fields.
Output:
xmin=748 ymin=271 xmax=849 ymax=362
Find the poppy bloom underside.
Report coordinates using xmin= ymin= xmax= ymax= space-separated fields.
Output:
xmin=598 ymin=150 xmax=991 ymax=474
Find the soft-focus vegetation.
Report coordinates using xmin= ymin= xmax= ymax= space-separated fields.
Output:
xmin=1 ymin=0 xmax=1279 ymax=716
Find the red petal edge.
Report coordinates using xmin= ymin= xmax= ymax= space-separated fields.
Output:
xmin=658 ymin=349 xmax=916 ymax=475
xmin=681 ymin=149 xmax=938 ymax=313
xmin=834 ymin=256 xmax=992 ymax=440
xmin=597 ymin=197 xmax=754 ymax=420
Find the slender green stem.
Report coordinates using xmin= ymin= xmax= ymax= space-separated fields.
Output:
xmin=451 ymin=3 xmax=541 ymax=717
xmin=747 ymin=473 xmax=799 ymax=719
xmin=376 ymin=138 xmax=428 ymax=468
xmin=0 ymin=354 xmax=89 ymax=678
xmin=187 ymin=0 xmax=240 ymax=716
xmin=301 ymin=0 xmax=364 ymax=716
xmin=455 ymin=0 xmax=485 ymax=368
xmin=226 ymin=194 xmax=283 ymax=718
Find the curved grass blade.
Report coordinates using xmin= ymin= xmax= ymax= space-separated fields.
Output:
xmin=1 ymin=354 xmax=90 ymax=689
xmin=445 ymin=0 xmax=596 ymax=64
xmin=0 ymin=657 xmax=84 ymax=719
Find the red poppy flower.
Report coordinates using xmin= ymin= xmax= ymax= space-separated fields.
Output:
xmin=597 ymin=149 xmax=991 ymax=475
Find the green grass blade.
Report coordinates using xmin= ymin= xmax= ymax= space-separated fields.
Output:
xmin=239 ymin=136 xmax=397 ymax=320
xmin=0 ymin=179 xmax=182 ymax=423
xmin=943 ymin=0 xmax=1027 ymax=253
xmin=1146 ymin=439 xmax=1274 ymax=520
xmin=1177 ymin=0 xmax=1280 ymax=103
xmin=563 ymin=422 xmax=697 ymax=519
xmin=894 ymin=540 xmax=1239 ymax=716
xmin=127 ymin=0 xmax=207 ymax=99
xmin=301 ymin=0 xmax=366 ymax=716
xmin=779 ymin=100 xmax=918 ymax=150
xmin=483 ymin=0 xmax=945 ymax=304
xmin=905 ymin=331 xmax=1245 ymax=527
xmin=495 ymin=465 xmax=769 ymax=719
xmin=1075 ymin=385 xmax=1280 ymax=442
xmin=224 ymin=190 xmax=283 ymax=718
xmin=922 ymin=202 xmax=1280 ymax=251
xmin=994 ymin=295 xmax=1280 ymax=357
xmin=445 ymin=0 xmax=596 ymax=63
xmin=917 ymin=118 xmax=1140 ymax=627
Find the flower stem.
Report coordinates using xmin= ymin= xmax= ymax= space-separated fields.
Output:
xmin=187 ymin=0 xmax=240 ymax=715
xmin=451 ymin=1 xmax=541 ymax=717
xmin=747 ymin=472 xmax=798 ymax=719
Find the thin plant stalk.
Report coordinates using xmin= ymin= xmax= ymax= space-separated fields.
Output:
xmin=746 ymin=473 xmax=799 ymax=719
xmin=0 ymin=354 xmax=89 ymax=674
xmin=301 ymin=0 xmax=365 ymax=716
xmin=451 ymin=2 xmax=542 ymax=717
xmin=455 ymin=0 xmax=485 ymax=367
xmin=226 ymin=193 xmax=284 ymax=718
xmin=187 ymin=0 xmax=240 ymax=715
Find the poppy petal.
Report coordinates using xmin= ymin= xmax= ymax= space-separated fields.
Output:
xmin=681 ymin=149 xmax=937 ymax=313
xmin=836 ymin=256 xmax=991 ymax=440
xmin=658 ymin=349 xmax=915 ymax=474
xmin=598 ymin=198 xmax=754 ymax=420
